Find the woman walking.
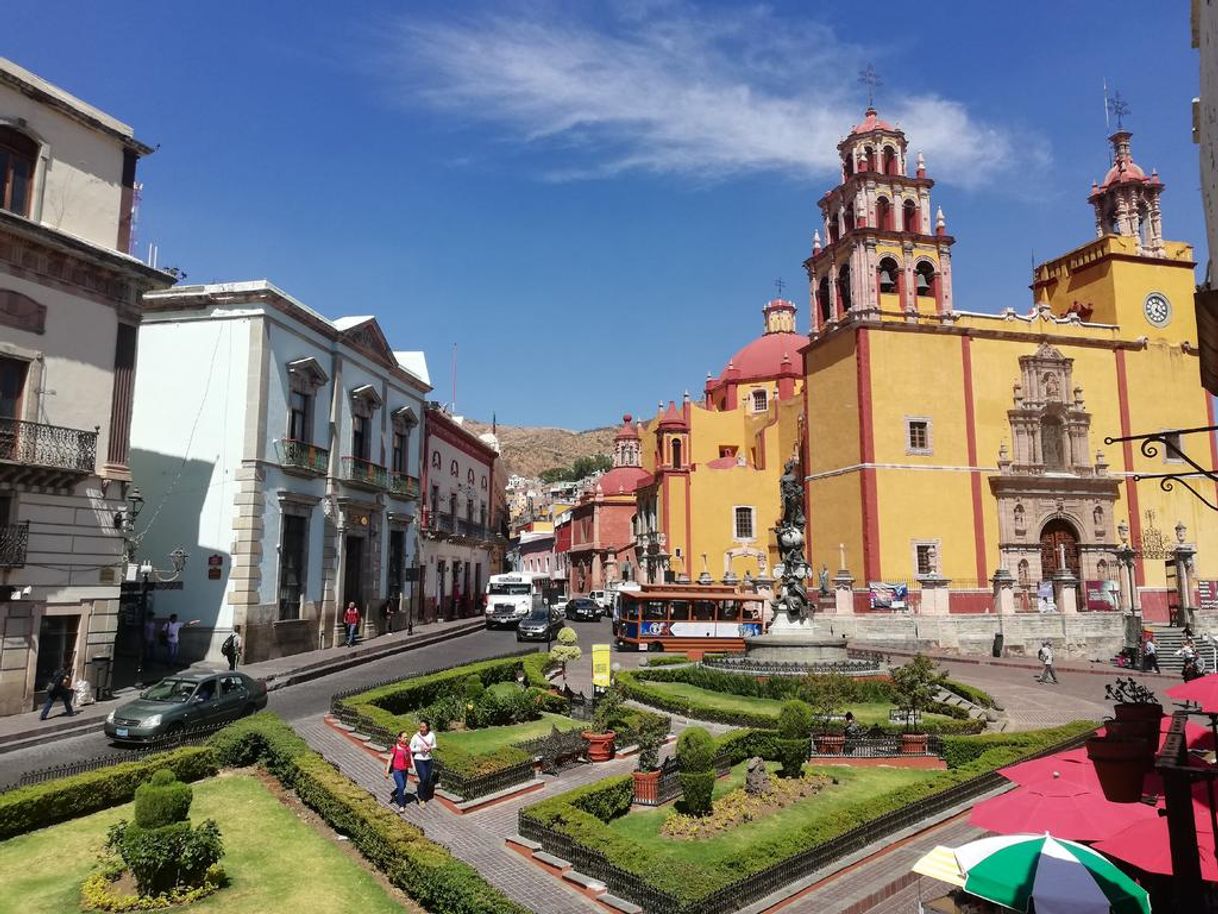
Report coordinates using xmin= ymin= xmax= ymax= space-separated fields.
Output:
xmin=384 ymin=731 xmax=413 ymax=810
xmin=410 ymin=719 xmax=437 ymax=807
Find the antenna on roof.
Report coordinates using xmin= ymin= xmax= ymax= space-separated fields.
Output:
xmin=451 ymin=343 xmax=457 ymax=414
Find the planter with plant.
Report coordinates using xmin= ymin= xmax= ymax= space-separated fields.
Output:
xmin=1087 ymin=678 xmax=1161 ymax=781
xmin=548 ymin=627 xmax=583 ymax=685
xmin=807 ymin=673 xmax=851 ymax=755
xmin=1105 ymin=677 xmax=1164 ymax=728
xmin=775 ymin=700 xmax=813 ymax=777
xmin=631 ymin=718 xmax=669 ymax=804
xmin=890 ymin=654 xmax=946 ymax=754
xmin=583 ymin=685 xmax=623 ymax=762
xmin=676 ymin=726 xmax=715 ymax=816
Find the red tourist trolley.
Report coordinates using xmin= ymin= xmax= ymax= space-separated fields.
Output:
xmin=613 ymin=585 xmax=764 ymax=659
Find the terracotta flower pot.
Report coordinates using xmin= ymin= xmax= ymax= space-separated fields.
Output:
xmin=814 ymin=734 xmax=846 ymax=755
xmin=900 ymin=733 xmax=928 ymax=755
xmin=632 ymin=769 xmax=661 ymax=804
xmin=1086 ymin=736 xmax=1150 ymax=803
xmin=1102 ymin=717 xmax=1159 ymax=756
xmin=582 ymin=730 xmax=617 ymax=762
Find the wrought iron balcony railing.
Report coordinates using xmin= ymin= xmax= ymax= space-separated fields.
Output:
xmin=0 ymin=521 xmax=28 ymax=568
xmin=0 ymin=418 xmax=97 ymax=475
xmin=341 ymin=456 xmax=388 ymax=490
xmin=390 ymin=472 xmax=420 ymax=500
xmin=280 ymin=439 xmax=329 ymax=475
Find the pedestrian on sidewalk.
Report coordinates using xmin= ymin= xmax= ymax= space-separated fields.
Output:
xmin=1142 ymin=635 xmax=1160 ymax=673
xmin=410 ymin=719 xmax=437 ymax=806
xmin=163 ymin=614 xmax=200 ymax=666
xmin=221 ymin=625 xmax=243 ymax=671
xmin=143 ymin=611 xmax=159 ymax=666
xmin=40 ymin=660 xmax=75 ymax=720
xmin=342 ymin=602 xmax=361 ymax=647
xmin=384 ymin=730 xmax=414 ymax=809
xmin=1037 ymin=640 xmax=1059 ymax=684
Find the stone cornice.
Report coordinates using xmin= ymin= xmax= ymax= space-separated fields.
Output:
xmin=425 ymin=408 xmax=498 ymax=466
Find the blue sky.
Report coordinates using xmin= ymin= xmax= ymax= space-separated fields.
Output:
xmin=7 ymin=2 xmax=1204 ymax=429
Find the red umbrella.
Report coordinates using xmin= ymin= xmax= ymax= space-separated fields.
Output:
xmin=970 ymin=776 xmax=1160 ymax=841
xmin=1166 ymin=675 xmax=1218 ymax=712
xmin=1000 ymin=749 xmax=1165 ymax=795
xmin=1094 ymin=798 xmax=1218 ymax=881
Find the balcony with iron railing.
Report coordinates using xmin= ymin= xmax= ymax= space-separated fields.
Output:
xmin=389 ymin=472 xmax=420 ymax=501
xmin=340 ymin=456 xmax=388 ymax=490
xmin=279 ymin=438 xmax=329 ymax=476
xmin=0 ymin=418 xmax=97 ymax=488
xmin=0 ymin=521 xmax=29 ymax=568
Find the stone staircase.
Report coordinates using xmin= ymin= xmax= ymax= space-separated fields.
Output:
xmin=1146 ymin=624 xmax=1206 ymax=676
xmin=934 ymin=687 xmax=1005 ymax=731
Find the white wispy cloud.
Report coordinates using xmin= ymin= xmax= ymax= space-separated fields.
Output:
xmin=378 ymin=3 xmax=1041 ymax=188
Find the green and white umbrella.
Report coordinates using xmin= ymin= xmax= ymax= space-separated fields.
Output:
xmin=953 ymin=833 xmax=1150 ymax=914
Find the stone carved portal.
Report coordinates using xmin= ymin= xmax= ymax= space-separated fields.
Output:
xmin=990 ymin=344 xmax=1120 ymax=606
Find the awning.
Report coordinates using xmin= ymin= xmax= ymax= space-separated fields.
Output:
xmin=911 ymin=845 xmax=966 ymax=888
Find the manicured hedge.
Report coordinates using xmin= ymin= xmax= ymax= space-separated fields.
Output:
xmin=520 ymin=719 xmax=1097 ymax=911
xmin=0 ymin=746 xmax=218 ymax=841
xmin=209 ymin=714 xmax=530 ymax=914
xmin=942 ymin=678 xmax=999 ymax=710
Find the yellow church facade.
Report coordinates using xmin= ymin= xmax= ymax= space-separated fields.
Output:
xmin=802 ymin=111 xmax=1214 ymax=622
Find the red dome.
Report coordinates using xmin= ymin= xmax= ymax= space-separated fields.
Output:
xmin=1099 ymin=159 xmax=1147 ymax=189
xmin=850 ymin=106 xmax=896 ymax=135
xmin=718 ymin=331 xmax=804 ymax=383
xmin=595 ymin=466 xmax=650 ymax=496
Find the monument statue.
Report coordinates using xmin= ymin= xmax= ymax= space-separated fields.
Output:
xmin=819 ymin=564 xmax=830 ymax=596
xmin=772 ymin=456 xmax=813 ymax=624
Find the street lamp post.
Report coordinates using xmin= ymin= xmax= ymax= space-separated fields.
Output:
xmin=133 ymin=560 xmax=153 ymax=689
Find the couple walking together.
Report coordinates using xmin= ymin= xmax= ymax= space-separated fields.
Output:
xmin=385 ymin=720 xmax=437 ymax=809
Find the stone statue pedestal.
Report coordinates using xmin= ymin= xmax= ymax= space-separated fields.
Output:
xmin=991 ymin=568 xmax=1015 ymax=615
xmin=1053 ymin=569 xmax=1079 ymax=614
xmin=833 ymin=570 xmax=856 ymax=615
xmin=917 ymin=574 xmax=951 ymax=615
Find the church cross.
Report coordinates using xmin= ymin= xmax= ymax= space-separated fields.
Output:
xmin=858 ymin=64 xmax=881 ymax=107
xmin=774 ymin=278 xmax=786 ymax=297
xmin=1107 ymin=91 xmax=1130 ymax=130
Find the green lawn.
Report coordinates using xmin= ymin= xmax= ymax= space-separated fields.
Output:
xmin=0 ymin=773 xmax=407 ymax=914
xmin=441 ymin=712 xmax=584 ymax=756
xmin=642 ymin=681 xmax=950 ymax=727
xmin=607 ymin=760 xmax=941 ymax=867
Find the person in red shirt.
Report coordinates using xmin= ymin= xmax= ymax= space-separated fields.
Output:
xmin=383 ymin=730 xmax=413 ymax=809
xmin=342 ymin=602 xmax=361 ymax=647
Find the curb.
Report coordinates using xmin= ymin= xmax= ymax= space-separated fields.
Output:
xmin=0 ymin=619 xmax=484 ymax=754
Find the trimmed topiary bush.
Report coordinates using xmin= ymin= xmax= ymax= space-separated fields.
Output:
xmin=776 ymin=700 xmax=813 ymax=778
xmin=676 ymin=726 xmax=716 ymax=816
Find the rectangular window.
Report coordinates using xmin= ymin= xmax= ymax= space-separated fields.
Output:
xmin=429 ymin=485 xmax=439 ymax=517
xmin=289 ymin=390 xmax=311 ymax=444
xmin=719 ymin=446 xmax=738 ymax=459
xmin=915 ymin=543 xmax=936 ymax=577
xmin=751 ymin=389 xmax=768 ymax=412
xmin=734 ymin=506 xmax=755 ymax=539
xmin=1163 ymin=431 xmax=1184 ymax=463
xmin=906 ymin=418 xmax=931 ymax=454
xmin=388 ymin=529 xmax=405 ymax=598
xmin=392 ymin=431 xmax=408 ymax=473
xmin=352 ymin=415 xmax=369 ymax=460
xmin=278 ymin=514 xmax=308 ymax=620
xmin=106 ymin=324 xmax=137 ymax=466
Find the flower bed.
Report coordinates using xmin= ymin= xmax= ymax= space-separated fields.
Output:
xmin=518 ymin=720 xmax=1096 ymax=914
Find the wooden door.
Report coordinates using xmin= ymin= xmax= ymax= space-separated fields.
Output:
xmin=1040 ymin=519 xmax=1080 ymax=579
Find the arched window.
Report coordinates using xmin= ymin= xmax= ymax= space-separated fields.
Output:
xmin=902 ymin=200 xmax=919 ymax=233
xmin=876 ymin=197 xmax=893 ymax=231
xmin=467 ymin=468 xmax=475 ymax=484
xmin=837 ymin=264 xmax=852 ymax=312
xmin=915 ymin=262 xmax=936 ymax=298
xmin=817 ymin=277 xmax=832 ymax=324
xmin=863 ymin=146 xmax=875 ymax=172
xmin=450 ymin=459 xmax=459 ymax=477
xmin=843 ymin=203 xmax=855 ymax=232
xmin=751 ymin=389 xmax=768 ymax=412
xmin=877 ymin=257 xmax=899 ymax=295
xmin=882 ymin=146 xmax=897 ymax=176
xmin=431 ymin=451 xmax=441 ymax=468
xmin=1041 ymin=417 xmax=1065 ymax=469
xmin=671 ymin=438 xmax=682 ymax=468
xmin=0 ymin=127 xmax=37 ymax=217
xmin=829 ymin=218 xmax=840 ymax=244
xmin=1017 ymin=559 xmax=1030 ymax=587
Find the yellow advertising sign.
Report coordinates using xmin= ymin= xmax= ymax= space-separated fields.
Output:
xmin=592 ymin=644 xmax=612 ymax=688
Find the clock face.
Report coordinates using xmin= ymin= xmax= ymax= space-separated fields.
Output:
xmin=1144 ymin=293 xmax=1172 ymax=327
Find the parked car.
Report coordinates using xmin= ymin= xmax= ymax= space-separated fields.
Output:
xmin=516 ymin=606 xmax=566 ymax=642
xmin=104 ymin=670 xmax=268 ymax=744
xmin=565 ymin=597 xmax=601 ymax=622
xmin=589 ymin=590 xmax=610 ymax=610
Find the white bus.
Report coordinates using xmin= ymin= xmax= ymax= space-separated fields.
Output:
xmin=484 ymin=572 xmax=550 ymax=629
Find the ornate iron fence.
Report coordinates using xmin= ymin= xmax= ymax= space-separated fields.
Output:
xmin=701 ymin=655 xmax=883 ymax=677
xmin=0 ymin=521 xmax=28 ymax=568
xmin=280 ymin=438 xmax=329 ymax=474
xmin=642 ymin=749 xmax=734 ymax=806
xmin=390 ymin=472 xmax=419 ymax=499
xmin=516 ymin=726 xmax=588 ymax=775
xmin=0 ymin=418 xmax=96 ymax=473
xmin=811 ymin=734 xmax=944 ymax=758
xmin=341 ymin=456 xmax=388 ymax=489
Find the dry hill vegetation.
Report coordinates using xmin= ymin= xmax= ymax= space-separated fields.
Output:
xmin=464 ymin=420 xmax=615 ymax=479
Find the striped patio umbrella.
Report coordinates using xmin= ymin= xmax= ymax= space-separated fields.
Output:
xmin=953 ymin=833 xmax=1150 ymax=914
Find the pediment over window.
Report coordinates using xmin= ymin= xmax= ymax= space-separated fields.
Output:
xmin=0 ymin=289 xmax=46 ymax=335
xmin=350 ymin=384 xmax=383 ymax=417
xmin=391 ymin=405 xmax=418 ymax=430
xmin=287 ymin=357 xmax=328 ymax=392
xmin=337 ymin=317 xmax=397 ymax=369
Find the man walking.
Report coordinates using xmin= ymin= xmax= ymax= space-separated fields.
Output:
xmin=163 ymin=613 xmax=200 ymax=666
xmin=343 ymin=602 xmax=361 ymax=647
xmin=1142 ymin=635 xmax=1160 ymax=673
xmin=221 ymin=625 xmax=243 ymax=671
xmin=1037 ymin=640 xmax=1059 ymax=684
xmin=40 ymin=660 xmax=74 ymax=720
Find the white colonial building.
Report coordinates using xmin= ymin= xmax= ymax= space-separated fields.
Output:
xmin=130 ymin=281 xmax=429 ymax=664
xmin=0 ymin=59 xmax=173 ymax=714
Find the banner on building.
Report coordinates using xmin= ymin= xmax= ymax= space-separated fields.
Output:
xmin=592 ymin=644 xmax=612 ymax=688
xmin=869 ymin=582 xmax=908 ymax=610
xmin=1199 ymin=580 xmax=1218 ymax=610
xmin=1084 ymin=579 xmax=1120 ymax=612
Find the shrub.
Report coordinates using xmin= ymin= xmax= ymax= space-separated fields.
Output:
xmin=132 ymin=769 xmax=193 ymax=829
xmin=0 ymin=746 xmax=217 ymax=841
xmin=461 ymin=675 xmax=486 ymax=703
xmin=941 ymin=678 xmax=998 ymax=709
xmin=676 ymin=727 xmax=716 ymax=772
xmin=549 ymin=627 xmax=582 ymax=674
xmin=635 ymin=719 xmax=668 ymax=772
xmin=777 ymin=700 xmax=814 ymax=739
xmin=521 ymin=653 xmax=555 ymax=689
xmin=890 ymin=655 xmax=947 ymax=731
xmin=592 ymin=685 xmax=624 ymax=734
xmin=678 ymin=771 xmax=715 ymax=816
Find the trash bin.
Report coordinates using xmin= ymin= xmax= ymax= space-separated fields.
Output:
xmin=991 ymin=633 xmax=1004 ymax=658
xmin=91 ymin=655 xmax=113 ymax=701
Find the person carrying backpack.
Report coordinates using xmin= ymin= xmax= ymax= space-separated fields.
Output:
xmin=220 ymin=624 xmax=243 ymax=671
xmin=40 ymin=659 xmax=75 ymax=720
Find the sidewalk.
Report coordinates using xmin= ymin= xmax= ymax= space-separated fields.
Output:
xmin=0 ymin=615 xmax=484 ymax=752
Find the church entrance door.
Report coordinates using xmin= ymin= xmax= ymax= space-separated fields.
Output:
xmin=1039 ymin=518 xmax=1080 ymax=580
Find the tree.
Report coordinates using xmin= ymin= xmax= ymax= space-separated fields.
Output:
xmin=890 ymin=654 xmax=947 ymax=732
xmin=548 ymin=626 xmax=582 ymax=682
